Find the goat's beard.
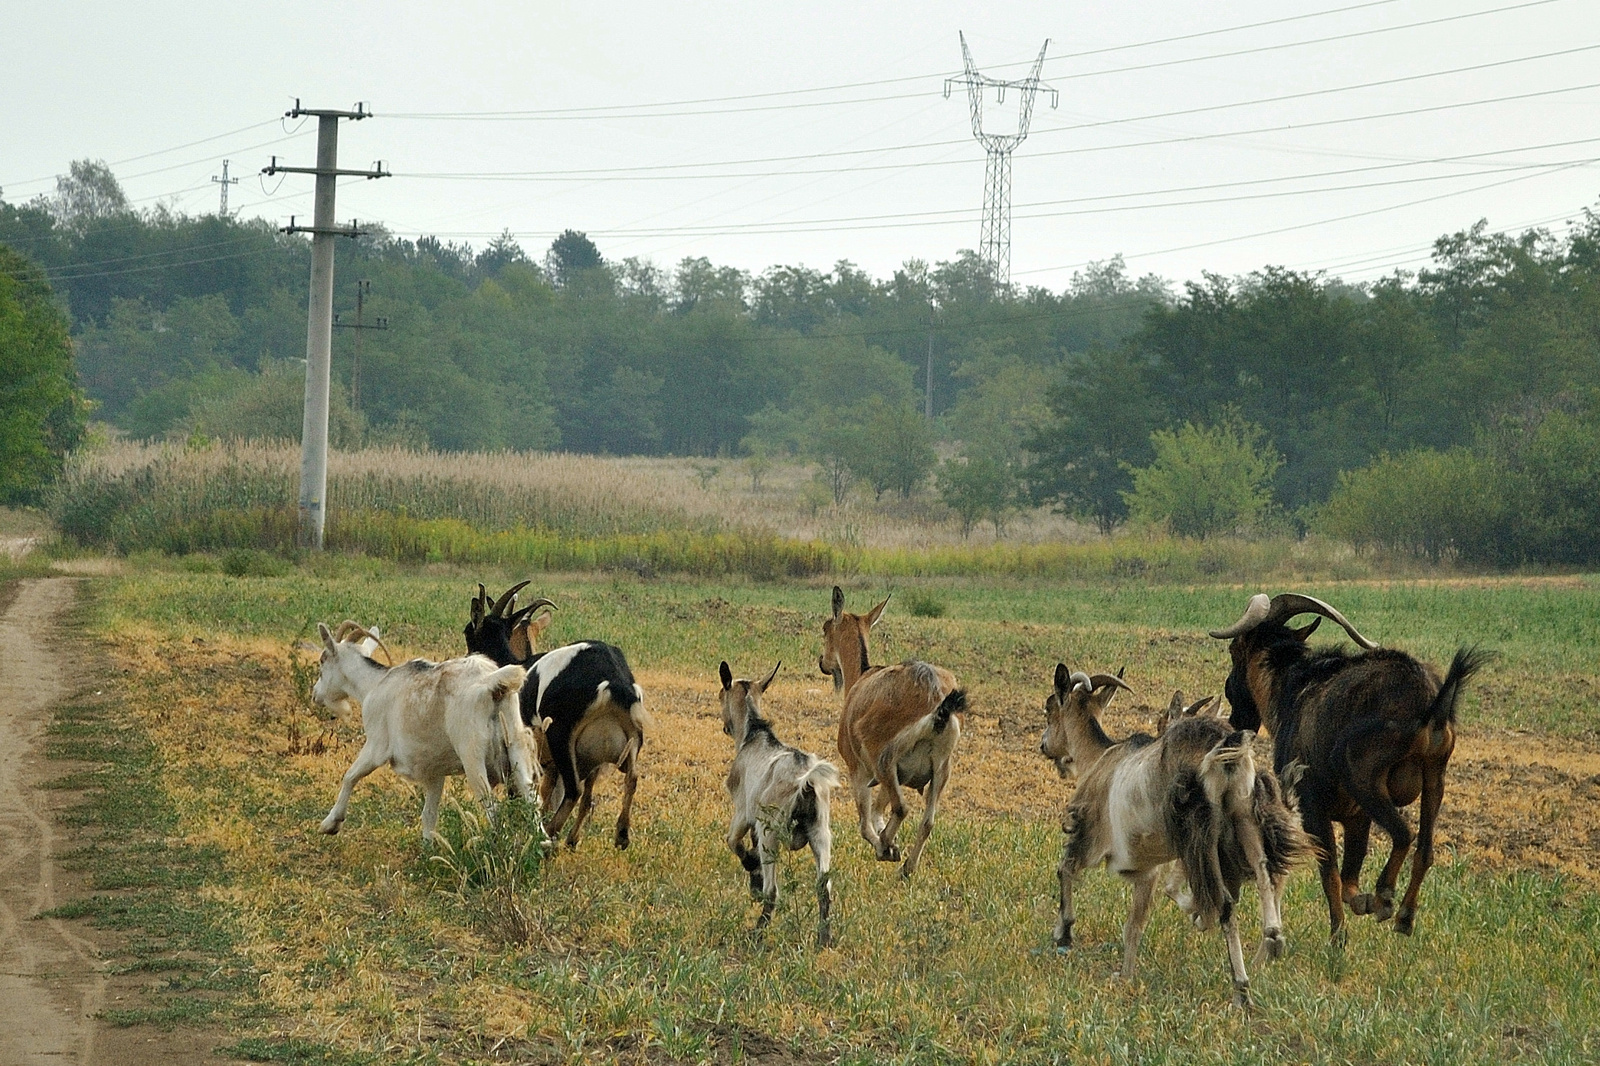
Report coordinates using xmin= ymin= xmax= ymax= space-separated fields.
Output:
xmin=831 ymin=668 xmax=843 ymax=693
xmin=1052 ymin=756 xmax=1073 ymax=780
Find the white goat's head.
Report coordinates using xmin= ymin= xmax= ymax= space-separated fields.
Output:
xmin=312 ymin=620 xmax=386 ymax=713
xmin=719 ymin=660 xmax=781 ymax=743
xmin=1040 ymin=662 xmax=1133 ymax=777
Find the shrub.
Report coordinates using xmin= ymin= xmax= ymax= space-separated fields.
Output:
xmin=1122 ymin=417 xmax=1281 ymax=538
xmin=903 ymin=589 xmax=947 ymax=618
xmin=1314 ymin=448 xmax=1512 ymax=563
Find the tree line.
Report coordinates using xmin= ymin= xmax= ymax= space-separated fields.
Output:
xmin=3 ymin=159 xmax=1599 ymax=563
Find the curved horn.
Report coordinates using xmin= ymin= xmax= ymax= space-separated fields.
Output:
xmin=1209 ymin=593 xmax=1272 ymax=640
xmin=1068 ymin=670 xmax=1092 ymax=692
xmin=1087 ymin=673 xmax=1135 ymax=696
xmin=332 ymin=620 xmax=366 ymax=643
xmin=490 ymin=580 xmax=531 ymax=619
xmin=1266 ymin=593 xmax=1378 ymax=650
xmin=522 ymin=596 xmax=556 ymax=614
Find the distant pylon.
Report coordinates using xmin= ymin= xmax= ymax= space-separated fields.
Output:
xmin=211 ymin=159 xmax=239 ymax=216
xmin=945 ymin=34 xmax=1057 ymax=287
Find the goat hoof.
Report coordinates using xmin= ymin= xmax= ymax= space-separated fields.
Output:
xmin=1394 ymin=909 xmax=1415 ymax=936
xmin=816 ymin=927 xmax=832 ymax=949
xmin=877 ymin=845 xmax=901 ymax=863
xmin=1329 ymin=926 xmax=1349 ymax=949
xmin=318 ymin=821 xmax=341 ymax=835
xmin=1231 ymin=982 xmax=1252 ymax=1010
xmin=614 ymin=834 xmax=630 ymax=850
xmin=1349 ymin=893 xmax=1374 ymax=915
xmin=1372 ymin=897 xmax=1395 ymax=922
xmin=1261 ymin=932 xmax=1286 ymax=961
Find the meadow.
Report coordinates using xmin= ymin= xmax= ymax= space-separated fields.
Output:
xmin=42 ymin=554 xmax=1600 ymax=1065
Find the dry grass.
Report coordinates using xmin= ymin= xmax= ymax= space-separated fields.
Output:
xmin=75 ymin=566 xmax=1600 ymax=1064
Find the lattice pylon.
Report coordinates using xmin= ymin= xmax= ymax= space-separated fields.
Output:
xmin=945 ymin=34 xmax=1057 ymax=287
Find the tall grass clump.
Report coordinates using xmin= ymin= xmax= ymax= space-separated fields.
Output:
xmin=425 ymin=799 xmax=548 ymax=945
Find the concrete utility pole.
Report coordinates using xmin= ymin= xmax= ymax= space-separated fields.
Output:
xmin=333 ymin=279 xmax=389 ymax=417
xmin=945 ymin=34 xmax=1057 ymax=287
xmin=210 ymin=159 xmax=239 ymax=215
xmin=263 ymin=100 xmax=389 ymax=550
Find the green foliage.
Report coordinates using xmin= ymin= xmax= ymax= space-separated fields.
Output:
xmin=221 ymin=547 xmax=293 ymax=578
xmin=425 ymin=799 xmax=547 ymax=944
xmin=938 ymin=450 xmax=1020 ymax=537
xmin=0 ymin=244 xmax=88 ymax=502
xmin=1123 ymin=416 xmax=1282 ymax=539
xmin=849 ymin=399 xmax=936 ymax=499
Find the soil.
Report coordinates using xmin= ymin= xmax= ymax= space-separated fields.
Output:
xmin=0 ymin=577 xmax=244 ymax=1065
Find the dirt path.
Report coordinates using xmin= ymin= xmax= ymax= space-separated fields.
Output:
xmin=0 ymin=578 xmax=106 ymax=1065
xmin=0 ymin=578 xmax=241 ymax=1065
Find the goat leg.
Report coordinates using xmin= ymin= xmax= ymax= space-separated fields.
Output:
xmin=1222 ymin=912 xmax=1252 ymax=1010
xmin=899 ymin=763 xmax=950 ymax=880
xmin=1233 ymin=813 xmax=1286 ymax=963
xmin=874 ymin=749 xmax=909 ymax=864
xmin=1341 ymin=814 xmax=1377 ymax=915
xmin=1395 ymin=766 xmax=1445 ymax=936
xmin=1120 ymin=870 xmax=1157 ymax=980
xmin=613 ymin=746 xmax=639 ymax=850
xmin=320 ymin=740 xmax=385 ymax=835
xmin=564 ymin=771 xmax=599 ymax=849
xmin=1351 ymin=780 xmax=1413 ymax=924
xmin=418 ymin=776 xmax=447 ymax=843
xmin=755 ymin=828 xmax=779 ymax=929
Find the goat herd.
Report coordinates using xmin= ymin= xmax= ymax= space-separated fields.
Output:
xmin=308 ymin=582 xmax=1485 ymax=1008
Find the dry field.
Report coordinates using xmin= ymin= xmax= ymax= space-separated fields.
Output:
xmin=44 ymin=564 xmax=1600 ymax=1064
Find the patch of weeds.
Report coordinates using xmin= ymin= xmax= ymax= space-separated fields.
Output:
xmin=903 ymin=589 xmax=946 ymax=618
xmin=221 ymin=547 xmax=293 ymax=578
xmin=425 ymin=798 xmax=549 ymax=944
xmin=222 ymin=1036 xmax=379 ymax=1065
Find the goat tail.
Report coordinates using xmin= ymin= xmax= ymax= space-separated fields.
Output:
xmin=1427 ymin=646 xmax=1492 ymax=730
xmin=1251 ymin=768 xmax=1316 ymax=881
xmin=932 ymin=688 xmax=968 ymax=734
xmin=486 ymin=663 xmax=528 ymax=707
xmin=800 ymin=759 xmax=841 ymax=802
xmin=1168 ymin=767 xmax=1233 ymax=924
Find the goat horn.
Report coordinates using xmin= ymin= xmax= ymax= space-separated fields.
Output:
xmin=1266 ymin=593 xmax=1378 ymax=650
xmin=1068 ymin=670 xmax=1092 ymax=692
xmin=490 ymin=580 xmax=531 ymax=619
xmin=1087 ymin=673 xmax=1135 ymax=695
xmin=522 ymin=597 xmax=556 ymax=614
xmin=1209 ymin=593 xmax=1272 ymax=639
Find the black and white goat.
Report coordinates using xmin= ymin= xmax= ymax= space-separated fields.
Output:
xmin=719 ymin=661 xmax=839 ymax=947
xmin=1040 ymin=665 xmax=1309 ymax=1008
xmin=311 ymin=620 xmax=540 ymax=841
xmin=465 ymin=582 xmax=650 ymax=849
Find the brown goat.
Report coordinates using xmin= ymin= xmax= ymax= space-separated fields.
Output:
xmin=818 ymin=586 xmax=966 ymax=879
xmin=1212 ymin=592 xmax=1488 ymax=941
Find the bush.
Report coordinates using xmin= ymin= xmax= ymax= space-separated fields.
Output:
xmin=220 ymin=547 xmax=292 ymax=577
xmin=1122 ymin=416 xmax=1281 ymax=538
xmin=1315 ymin=448 xmax=1510 ymax=563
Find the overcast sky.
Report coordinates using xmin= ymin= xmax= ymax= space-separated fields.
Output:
xmin=6 ymin=0 xmax=1600 ymax=291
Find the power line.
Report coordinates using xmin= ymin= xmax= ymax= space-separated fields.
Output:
xmin=0 ymin=119 xmax=282 ymax=191
xmin=402 ymin=62 xmax=1600 ymax=183
xmin=384 ymin=0 xmax=1563 ymax=123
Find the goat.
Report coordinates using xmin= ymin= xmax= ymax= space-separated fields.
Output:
xmin=719 ymin=661 xmax=840 ymax=947
xmin=1211 ymin=593 xmax=1488 ymax=941
xmin=312 ymin=621 xmax=540 ymax=841
xmin=1040 ymin=665 xmax=1309 ymax=1008
xmin=465 ymin=582 xmax=650 ymax=850
xmin=817 ymin=586 xmax=965 ymax=879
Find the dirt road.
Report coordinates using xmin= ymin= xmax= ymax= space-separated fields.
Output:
xmin=0 ymin=578 xmax=239 ymax=1066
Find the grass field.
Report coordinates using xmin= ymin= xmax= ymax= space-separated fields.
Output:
xmin=47 ymin=559 xmax=1600 ymax=1064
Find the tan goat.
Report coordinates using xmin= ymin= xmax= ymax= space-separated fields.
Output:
xmin=1040 ymin=664 xmax=1309 ymax=1008
xmin=817 ymin=586 xmax=966 ymax=879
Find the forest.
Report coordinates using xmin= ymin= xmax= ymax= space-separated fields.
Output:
xmin=4 ymin=159 xmax=1600 ymax=564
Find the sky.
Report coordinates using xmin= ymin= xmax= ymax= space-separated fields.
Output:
xmin=5 ymin=0 xmax=1600 ymax=292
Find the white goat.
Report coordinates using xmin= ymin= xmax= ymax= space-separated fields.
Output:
xmin=312 ymin=621 xmax=541 ymax=841
xmin=1040 ymin=665 xmax=1308 ymax=1008
xmin=720 ymin=661 xmax=840 ymax=948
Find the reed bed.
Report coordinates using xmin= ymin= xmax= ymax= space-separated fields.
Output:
xmin=49 ymin=439 xmax=1403 ymax=583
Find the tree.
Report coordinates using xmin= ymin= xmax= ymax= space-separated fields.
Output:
xmin=939 ymin=448 xmax=1020 ymax=537
xmin=51 ymin=159 xmax=130 ymax=231
xmin=1026 ymin=346 xmax=1166 ymax=533
xmin=546 ymin=229 xmax=604 ymax=288
xmin=848 ymin=400 xmax=935 ymax=499
xmin=0 ymin=245 xmax=87 ymax=502
xmin=1122 ymin=415 xmax=1282 ymax=539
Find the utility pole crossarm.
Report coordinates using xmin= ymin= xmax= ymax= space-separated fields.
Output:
xmin=263 ymin=156 xmax=390 ymax=179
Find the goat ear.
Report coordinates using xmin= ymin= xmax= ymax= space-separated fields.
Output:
xmin=758 ymin=661 xmax=781 ymax=693
xmin=530 ymin=611 xmax=554 ymax=637
xmin=719 ymin=661 xmax=733 ymax=691
xmin=831 ymin=586 xmax=844 ymax=619
xmin=317 ymin=623 xmax=335 ymax=652
xmin=1166 ymin=691 xmax=1186 ymax=719
xmin=1117 ymin=664 xmax=1127 ymax=679
xmin=1053 ymin=663 xmax=1071 ymax=694
xmin=508 ymin=621 xmax=532 ymax=662
xmin=1290 ymin=617 xmax=1322 ymax=642
xmin=866 ymin=595 xmax=890 ymax=627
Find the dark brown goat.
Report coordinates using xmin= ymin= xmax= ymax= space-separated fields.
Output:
xmin=1211 ymin=592 xmax=1488 ymax=941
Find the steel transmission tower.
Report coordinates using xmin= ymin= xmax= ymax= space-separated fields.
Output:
xmin=211 ymin=159 xmax=239 ymax=215
xmin=945 ymin=34 xmax=1057 ymax=286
